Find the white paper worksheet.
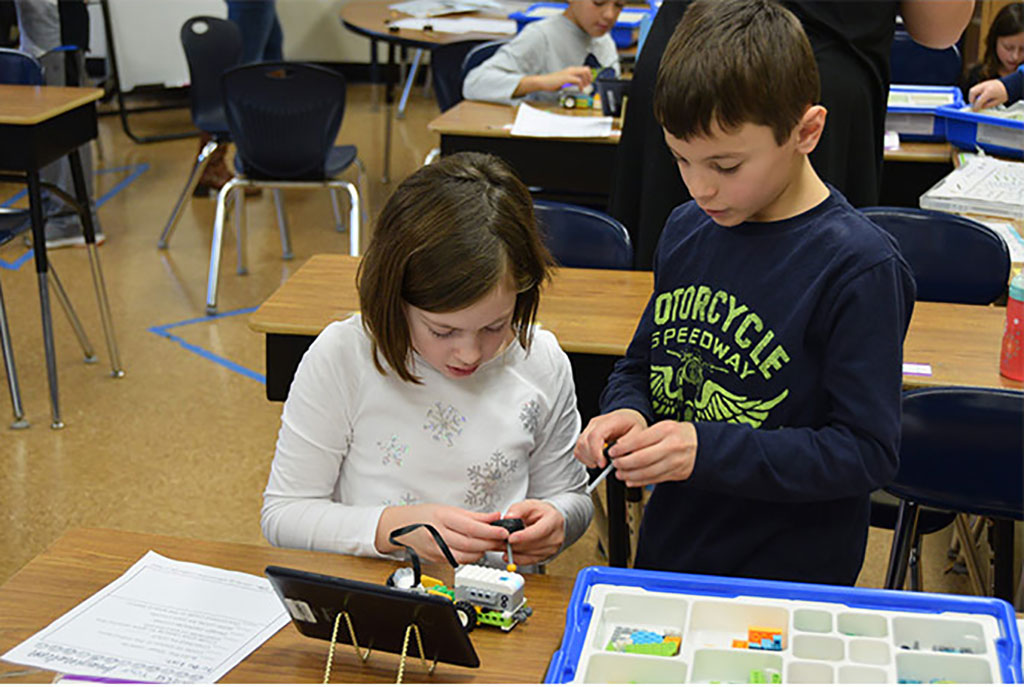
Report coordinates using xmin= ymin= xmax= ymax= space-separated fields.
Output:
xmin=510 ymin=103 xmax=613 ymax=138
xmin=1 ymin=551 xmax=290 ymax=683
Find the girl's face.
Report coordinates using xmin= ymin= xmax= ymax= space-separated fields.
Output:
xmin=996 ymin=31 xmax=1024 ymax=75
xmin=405 ymin=278 xmax=517 ymax=380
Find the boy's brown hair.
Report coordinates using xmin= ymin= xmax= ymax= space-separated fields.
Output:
xmin=653 ymin=0 xmax=820 ymax=144
xmin=357 ymin=152 xmax=553 ymax=383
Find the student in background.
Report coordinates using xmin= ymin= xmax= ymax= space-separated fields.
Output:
xmin=262 ymin=152 xmax=591 ymax=568
xmin=960 ymin=2 xmax=1023 ymax=101
xmin=463 ymin=0 xmax=622 ymax=105
xmin=609 ymin=0 xmax=974 ymax=270
xmin=575 ymin=0 xmax=915 ymax=585
xmin=225 ymin=0 xmax=283 ymax=64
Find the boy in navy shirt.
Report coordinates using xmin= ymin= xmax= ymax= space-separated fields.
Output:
xmin=575 ymin=0 xmax=916 ymax=585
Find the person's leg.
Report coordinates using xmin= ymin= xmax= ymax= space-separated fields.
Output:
xmin=264 ymin=3 xmax=283 ymax=62
xmin=226 ymin=0 xmax=278 ymax=64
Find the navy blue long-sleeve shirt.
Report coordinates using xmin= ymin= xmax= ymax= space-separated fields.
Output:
xmin=1000 ymin=69 xmax=1023 ymax=105
xmin=601 ymin=187 xmax=916 ymax=585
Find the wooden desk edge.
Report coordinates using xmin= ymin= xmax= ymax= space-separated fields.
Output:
xmin=0 ymin=86 xmax=103 ymax=125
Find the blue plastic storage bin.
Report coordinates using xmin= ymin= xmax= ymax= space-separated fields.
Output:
xmin=545 ymin=566 xmax=1022 ymax=684
xmin=886 ymin=85 xmax=963 ymax=142
xmin=940 ymin=103 xmax=1024 ymax=159
xmin=508 ymin=3 xmax=651 ymax=48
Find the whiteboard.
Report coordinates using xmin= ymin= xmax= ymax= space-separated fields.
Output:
xmin=104 ymin=0 xmax=225 ymax=91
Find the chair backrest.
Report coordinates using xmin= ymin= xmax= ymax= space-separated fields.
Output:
xmin=222 ymin=62 xmax=346 ymax=181
xmin=534 ymin=200 xmax=633 ymax=269
xmin=861 ymin=207 xmax=1010 ymax=304
xmin=886 ymin=387 xmax=1023 ymax=520
xmin=181 ymin=16 xmax=242 ymax=134
xmin=0 ymin=47 xmax=43 ymax=85
xmin=460 ymin=40 xmax=507 ymax=89
xmin=889 ymin=29 xmax=961 ymax=86
xmin=431 ymin=40 xmax=487 ymax=112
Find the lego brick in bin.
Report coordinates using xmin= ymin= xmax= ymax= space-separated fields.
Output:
xmin=508 ymin=2 xmax=651 ymax=48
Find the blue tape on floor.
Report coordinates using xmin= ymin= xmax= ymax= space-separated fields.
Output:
xmin=0 ymin=163 xmax=149 ymax=271
xmin=149 ymin=306 xmax=266 ymax=385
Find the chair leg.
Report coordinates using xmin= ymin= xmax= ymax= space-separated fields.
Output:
xmin=909 ymin=536 xmax=924 ymax=592
xmin=205 ymin=178 xmax=240 ymax=316
xmin=884 ymin=499 xmax=920 ymax=590
xmin=397 ymin=48 xmax=423 ymax=119
xmin=329 ymin=188 xmax=344 ymax=233
xmin=273 ymin=189 xmax=293 ymax=261
xmin=47 ymin=265 xmax=96 ymax=364
xmin=953 ymin=513 xmax=988 ymax=596
xmin=0 ymin=277 xmax=28 ymax=429
xmin=339 ymin=181 xmax=360 ymax=257
xmin=159 ymin=139 xmax=219 ymax=249
xmin=354 ymin=157 xmax=369 ymax=231
xmin=234 ymin=186 xmax=248 ymax=276
xmin=423 ymin=148 xmax=440 ymax=166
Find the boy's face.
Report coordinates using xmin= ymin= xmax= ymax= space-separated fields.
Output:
xmin=565 ymin=0 xmax=625 ymax=38
xmin=662 ymin=115 xmax=818 ymax=227
xmin=405 ymin=278 xmax=516 ymax=380
xmin=996 ymin=31 xmax=1024 ymax=74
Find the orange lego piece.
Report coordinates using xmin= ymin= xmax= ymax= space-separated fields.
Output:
xmin=732 ymin=638 xmax=747 ymax=649
xmin=748 ymin=626 xmax=783 ymax=644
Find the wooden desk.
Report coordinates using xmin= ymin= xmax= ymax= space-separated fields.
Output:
xmin=250 ymin=254 xmax=1022 ymax=396
xmin=0 ymin=528 xmax=575 ymax=683
xmin=340 ymin=1 xmax=515 ymax=183
xmin=0 ymin=85 xmax=122 ymax=429
xmin=431 ymin=101 xmax=947 ymax=209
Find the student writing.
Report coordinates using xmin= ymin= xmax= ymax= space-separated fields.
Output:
xmin=463 ymin=0 xmax=623 ymax=105
xmin=262 ymin=152 xmax=592 ymax=567
xmin=574 ymin=0 xmax=915 ymax=585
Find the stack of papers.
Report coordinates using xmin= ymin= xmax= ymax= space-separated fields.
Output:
xmin=920 ymin=154 xmax=1024 ymax=220
xmin=510 ymin=103 xmax=613 ymax=138
xmin=389 ymin=16 xmax=516 ymax=33
xmin=389 ymin=0 xmax=504 ymax=17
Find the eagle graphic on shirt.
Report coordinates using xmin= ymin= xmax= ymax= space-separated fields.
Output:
xmin=651 ymin=349 xmax=788 ymax=425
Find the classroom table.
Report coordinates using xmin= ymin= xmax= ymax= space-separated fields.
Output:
xmin=430 ymin=101 xmax=955 ymax=210
xmin=0 ymin=85 xmax=124 ymax=429
xmin=0 ymin=528 xmax=576 ymax=683
xmin=340 ymin=0 xmax=517 ymax=184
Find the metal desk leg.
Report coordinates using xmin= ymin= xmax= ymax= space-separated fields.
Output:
xmin=68 ymin=149 xmax=124 ymax=379
xmin=0 ymin=277 xmax=28 ymax=429
xmin=26 ymin=171 xmax=62 ymax=429
xmin=383 ymin=42 xmax=396 ymax=184
xmin=397 ymin=48 xmax=423 ymax=119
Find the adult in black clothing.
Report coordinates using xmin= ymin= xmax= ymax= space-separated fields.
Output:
xmin=610 ymin=0 xmax=974 ymax=270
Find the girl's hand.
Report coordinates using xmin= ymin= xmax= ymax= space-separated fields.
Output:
xmin=606 ymin=420 xmax=699 ymax=487
xmin=969 ymin=78 xmax=1009 ymax=110
xmin=375 ymin=504 xmax=507 ymax=563
xmin=574 ymin=408 xmax=649 ymax=469
xmin=502 ymin=500 xmax=565 ymax=565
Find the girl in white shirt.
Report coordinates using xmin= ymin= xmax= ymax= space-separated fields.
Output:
xmin=262 ymin=152 xmax=592 ymax=567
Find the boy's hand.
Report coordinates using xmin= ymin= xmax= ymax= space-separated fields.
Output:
xmin=525 ymin=66 xmax=594 ymax=93
xmin=605 ymin=420 xmax=699 ymax=487
xmin=375 ymin=504 xmax=507 ymax=564
xmin=501 ymin=499 xmax=564 ymax=565
xmin=574 ymin=408 xmax=649 ymax=468
xmin=969 ymin=78 xmax=1009 ymax=111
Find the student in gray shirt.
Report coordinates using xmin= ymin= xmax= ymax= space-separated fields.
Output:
xmin=463 ymin=0 xmax=623 ymax=105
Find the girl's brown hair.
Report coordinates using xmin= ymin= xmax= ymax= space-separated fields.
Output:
xmin=977 ymin=3 xmax=1024 ymax=81
xmin=357 ymin=152 xmax=553 ymax=383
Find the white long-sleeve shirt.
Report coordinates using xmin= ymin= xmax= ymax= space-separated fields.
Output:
xmin=462 ymin=14 xmax=619 ymax=105
xmin=262 ymin=315 xmax=592 ymax=561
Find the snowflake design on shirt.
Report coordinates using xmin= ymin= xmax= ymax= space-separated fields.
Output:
xmin=424 ymin=401 xmax=466 ymax=447
xmin=376 ymin=434 xmax=408 ymax=467
xmin=382 ymin=492 xmax=419 ymax=507
xmin=519 ymin=400 xmax=541 ymax=433
xmin=464 ymin=451 xmax=517 ymax=511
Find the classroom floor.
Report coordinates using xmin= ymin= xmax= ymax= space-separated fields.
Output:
xmin=0 ymin=83 xmax=975 ymax=597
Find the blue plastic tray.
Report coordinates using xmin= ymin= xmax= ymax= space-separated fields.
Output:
xmin=545 ymin=566 xmax=1022 ymax=684
xmin=508 ymin=2 xmax=650 ymax=48
xmin=886 ymin=85 xmax=964 ymax=142
xmin=940 ymin=103 xmax=1024 ymax=159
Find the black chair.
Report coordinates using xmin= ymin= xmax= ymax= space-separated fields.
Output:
xmin=431 ymin=40 xmax=488 ymax=113
xmin=0 ymin=47 xmax=43 ymax=85
xmin=890 ymin=29 xmax=962 ymax=86
xmin=861 ymin=206 xmax=1011 ymax=591
xmin=158 ymin=16 xmax=243 ymax=250
xmin=205 ymin=61 xmax=365 ymax=315
xmin=534 ymin=200 xmax=633 ymax=269
xmin=884 ymin=387 xmax=1024 ymax=598
xmin=861 ymin=207 xmax=1010 ymax=304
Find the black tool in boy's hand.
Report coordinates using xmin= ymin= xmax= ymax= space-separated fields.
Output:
xmin=585 ymin=440 xmax=618 ymax=495
xmin=490 ymin=517 xmax=525 ymax=570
